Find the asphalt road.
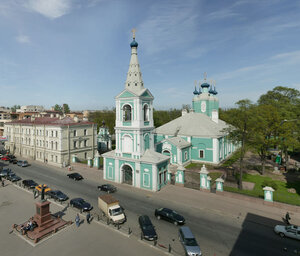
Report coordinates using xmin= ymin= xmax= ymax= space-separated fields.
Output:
xmin=2 ymin=160 xmax=300 ymax=256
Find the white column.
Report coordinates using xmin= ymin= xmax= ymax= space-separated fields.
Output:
xmin=115 ymin=159 xmax=119 ymax=183
xmin=152 ymin=164 xmax=157 ymax=191
xmin=213 ymin=138 xmax=218 ymax=163
xmin=136 ymin=162 xmax=140 ymax=188
xmin=103 ymin=157 xmax=106 ymax=179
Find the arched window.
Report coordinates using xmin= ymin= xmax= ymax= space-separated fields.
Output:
xmin=123 ymin=105 xmax=132 ymax=121
xmin=143 ymin=104 xmax=149 ymax=121
xmin=123 ymin=135 xmax=133 ymax=153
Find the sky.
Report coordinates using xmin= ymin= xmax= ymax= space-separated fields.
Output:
xmin=0 ymin=0 xmax=300 ymax=111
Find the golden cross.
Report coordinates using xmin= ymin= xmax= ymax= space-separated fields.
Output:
xmin=204 ymin=72 xmax=207 ymax=81
xmin=194 ymin=80 xmax=197 ymax=87
xmin=131 ymin=28 xmax=136 ymax=39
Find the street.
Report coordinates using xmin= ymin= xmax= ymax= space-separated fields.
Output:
xmin=1 ymin=159 xmax=300 ymax=255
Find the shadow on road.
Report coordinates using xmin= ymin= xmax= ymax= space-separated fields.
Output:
xmin=230 ymin=213 xmax=300 ymax=256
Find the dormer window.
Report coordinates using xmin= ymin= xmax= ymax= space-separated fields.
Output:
xmin=135 ymin=83 xmax=137 ymax=86
xmin=123 ymin=105 xmax=132 ymax=121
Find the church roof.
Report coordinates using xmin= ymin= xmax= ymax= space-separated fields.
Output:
xmin=155 ymin=112 xmax=228 ymax=138
xmin=116 ymin=88 xmax=154 ymax=99
xmin=165 ymin=137 xmax=191 ymax=149
xmin=140 ymin=149 xmax=170 ymax=164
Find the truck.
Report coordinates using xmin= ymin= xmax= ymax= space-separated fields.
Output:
xmin=98 ymin=194 xmax=126 ymax=224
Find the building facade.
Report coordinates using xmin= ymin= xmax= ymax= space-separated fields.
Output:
xmin=154 ymin=76 xmax=237 ymax=165
xmin=102 ymin=33 xmax=170 ymax=192
xmin=4 ymin=116 xmax=97 ymax=167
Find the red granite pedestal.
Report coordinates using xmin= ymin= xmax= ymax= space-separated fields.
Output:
xmin=14 ymin=200 xmax=72 ymax=243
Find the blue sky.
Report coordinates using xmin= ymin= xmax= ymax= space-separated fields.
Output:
xmin=0 ymin=0 xmax=300 ymax=110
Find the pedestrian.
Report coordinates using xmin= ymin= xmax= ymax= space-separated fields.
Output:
xmin=75 ymin=214 xmax=80 ymax=227
xmin=86 ymin=212 xmax=91 ymax=224
xmin=1 ymin=179 xmax=4 ymax=187
xmin=285 ymin=212 xmax=291 ymax=225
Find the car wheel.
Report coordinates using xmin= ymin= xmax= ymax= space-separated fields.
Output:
xmin=279 ymin=232 xmax=285 ymax=238
xmin=157 ymin=215 xmax=161 ymax=220
xmin=174 ymin=221 xmax=178 ymax=226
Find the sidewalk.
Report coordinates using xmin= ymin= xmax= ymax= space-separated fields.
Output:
xmin=0 ymin=183 xmax=167 ymax=256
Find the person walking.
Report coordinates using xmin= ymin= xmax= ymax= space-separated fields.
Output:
xmin=86 ymin=212 xmax=91 ymax=224
xmin=285 ymin=212 xmax=291 ymax=225
xmin=75 ymin=214 xmax=80 ymax=227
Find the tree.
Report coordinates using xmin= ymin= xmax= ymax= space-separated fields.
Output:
xmin=11 ymin=105 xmax=21 ymax=112
xmin=62 ymin=104 xmax=70 ymax=114
xmin=222 ymin=99 xmax=254 ymax=190
xmin=258 ymin=86 xmax=300 ymax=169
xmin=250 ymin=104 xmax=280 ymax=175
xmin=53 ymin=104 xmax=62 ymax=113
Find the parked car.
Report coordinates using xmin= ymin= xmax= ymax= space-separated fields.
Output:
xmin=70 ymin=198 xmax=93 ymax=212
xmin=17 ymin=160 xmax=29 ymax=167
xmin=138 ymin=215 xmax=158 ymax=241
xmin=47 ymin=190 xmax=69 ymax=201
xmin=97 ymin=184 xmax=117 ymax=193
xmin=0 ymin=168 xmax=12 ymax=177
xmin=9 ymin=158 xmax=18 ymax=164
xmin=67 ymin=173 xmax=83 ymax=180
xmin=7 ymin=154 xmax=16 ymax=159
xmin=1 ymin=156 xmax=10 ymax=161
xmin=179 ymin=226 xmax=202 ymax=256
xmin=22 ymin=179 xmax=38 ymax=189
xmin=155 ymin=208 xmax=185 ymax=225
xmin=274 ymin=225 xmax=300 ymax=240
xmin=7 ymin=173 xmax=21 ymax=182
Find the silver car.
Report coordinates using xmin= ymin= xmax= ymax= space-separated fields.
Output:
xmin=179 ymin=226 xmax=202 ymax=256
xmin=274 ymin=225 xmax=300 ymax=240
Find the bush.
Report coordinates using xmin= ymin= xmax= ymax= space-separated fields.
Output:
xmin=261 ymin=180 xmax=278 ymax=190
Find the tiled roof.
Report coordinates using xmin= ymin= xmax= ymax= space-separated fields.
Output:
xmin=6 ymin=116 xmax=95 ymax=126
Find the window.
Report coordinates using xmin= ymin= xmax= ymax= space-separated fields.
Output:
xmin=184 ymin=151 xmax=188 ymax=160
xmin=84 ymin=140 xmax=87 ymax=147
xmin=123 ymin=105 xmax=132 ymax=121
xmin=199 ymin=150 xmax=204 ymax=159
xmin=55 ymin=142 xmax=58 ymax=150
xmin=73 ymin=130 xmax=77 ymax=137
xmin=74 ymin=141 xmax=77 ymax=149
xmin=164 ymin=171 xmax=167 ymax=183
xmin=143 ymin=104 xmax=149 ymax=121
xmin=84 ymin=129 xmax=87 ymax=136
xmin=51 ymin=141 xmax=53 ymax=149
xmin=46 ymin=131 xmax=48 ymax=136
xmin=51 ymin=155 xmax=53 ymax=161
xmin=55 ymin=156 xmax=58 ymax=162
xmin=84 ymin=152 xmax=87 ymax=159
xmin=55 ymin=131 xmax=58 ymax=137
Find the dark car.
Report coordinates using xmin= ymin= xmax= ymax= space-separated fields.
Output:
xmin=7 ymin=154 xmax=16 ymax=159
xmin=47 ymin=190 xmax=69 ymax=201
xmin=7 ymin=173 xmax=21 ymax=182
xmin=138 ymin=215 xmax=158 ymax=241
xmin=97 ymin=184 xmax=117 ymax=193
xmin=67 ymin=173 xmax=83 ymax=180
xmin=9 ymin=158 xmax=17 ymax=164
xmin=155 ymin=208 xmax=185 ymax=225
xmin=0 ymin=168 xmax=12 ymax=177
xmin=70 ymin=198 xmax=93 ymax=212
xmin=22 ymin=179 xmax=38 ymax=189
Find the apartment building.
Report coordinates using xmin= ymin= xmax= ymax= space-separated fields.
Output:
xmin=4 ymin=116 xmax=97 ymax=167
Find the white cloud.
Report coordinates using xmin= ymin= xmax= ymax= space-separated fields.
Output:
xmin=24 ymin=0 xmax=72 ymax=19
xmin=16 ymin=34 xmax=30 ymax=44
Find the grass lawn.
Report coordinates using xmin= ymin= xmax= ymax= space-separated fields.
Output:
xmin=209 ymin=172 xmax=223 ymax=183
xmin=185 ymin=162 xmax=219 ymax=170
xmin=224 ymin=173 xmax=300 ymax=206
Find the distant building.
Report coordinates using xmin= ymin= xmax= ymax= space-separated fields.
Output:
xmin=17 ymin=105 xmax=45 ymax=113
xmin=97 ymin=121 xmax=112 ymax=153
xmin=0 ymin=107 xmax=12 ymax=136
xmin=4 ymin=116 xmax=97 ymax=167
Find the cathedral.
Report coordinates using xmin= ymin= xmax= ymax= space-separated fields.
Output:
xmin=102 ymin=31 xmax=237 ymax=191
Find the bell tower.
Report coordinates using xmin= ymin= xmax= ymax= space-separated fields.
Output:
xmin=115 ymin=30 xmax=155 ymax=159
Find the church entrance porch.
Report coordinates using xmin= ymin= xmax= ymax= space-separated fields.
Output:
xmin=122 ymin=165 xmax=133 ymax=185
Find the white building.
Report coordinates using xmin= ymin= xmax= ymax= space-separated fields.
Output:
xmin=4 ymin=116 xmax=97 ymax=167
xmin=17 ymin=105 xmax=45 ymax=113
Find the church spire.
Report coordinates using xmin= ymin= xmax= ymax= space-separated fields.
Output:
xmin=125 ymin=29 xmax=144 ymax=93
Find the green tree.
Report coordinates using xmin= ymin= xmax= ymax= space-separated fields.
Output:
xmin=250 ymin=104 xmax=281 ymax=175
xmin=62 ymin=104 xmax=70 ymax=114
xmin=11 ymin=105 xmax=21 ymax=112
xmin=53 ymin=104 xmax=62 ymax=112
xmin=222 ymin=99 xmax=254 ymax=189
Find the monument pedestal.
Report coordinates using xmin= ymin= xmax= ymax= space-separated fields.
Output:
xmin=34 ymin=200 xmax=52 ymax=227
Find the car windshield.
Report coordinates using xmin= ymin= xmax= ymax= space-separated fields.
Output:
xmin=24 ymin=161 xmax=28 ymax=164
xmin=56 ymin=191 xmax=64 ymax=196
xmin=111 ymin=207 xmax=123 ymax=216
xmin=184 ymin=238 xmax=198 ymax=247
